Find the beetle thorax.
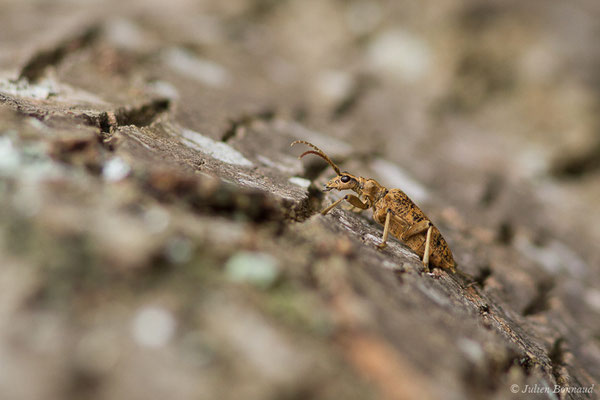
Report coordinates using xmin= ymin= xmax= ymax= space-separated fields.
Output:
xmin=356 ymin=177 xmax=387 ymax=205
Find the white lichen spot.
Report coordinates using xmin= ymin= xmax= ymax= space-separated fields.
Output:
xmin=417 ymin=280 xmax=450 ymax=307
xmin=515 ymin=147 xmax=549 ymax=179
xmin=367 ymin=29 xmax=432 ymax=83
xmin=143 ymin=206 xmax=170 ymax=234
xmin=381 ymin=260 xmax=399 ymax=270
xmin=515 ymin=236 xmax=587 ymax=277
xmin=0 ymin=78 xmax=58 ymax=99
xmin=146 ymin=80 xmax=180 ymax=100
xmin=164 ymin=236 xmax=193 ymax=264
xmin=0 ymin=72 xmax=105 ymax=103
xmin=314 ymin=70 xmax=353 ymax=104
xmin=225 ymin=252 xmax=279 ymax=289
xmin=0 ymin=135 xmax=46 ymax=173
xmin=163 ymin=47 xmax=230 ymax=87
xmin=236 ymin=177 xmax=270 ymax=192
xmin=288 ymin=176 xmax=311 ymax=189
xmin=26 ymin=117 xmax=48 ymax=131
xmin=584 ymin=289 xmax=600 ymax=312
xmin=0 ymin=136 xmax=21 ymax=175
xmin=182 ymin=129 xmax=253 ymax=167
xmin=370 ymin=158 xmax=429 ymax=203
xmin=457 ymin=338 xmax=484 ymax=364
xmin=256 ymin=155 xmax=278 ymax=170
xmin=364 ymin=233 xmax=382 ymax=246
xmin=0 ymin=137 xmax=65 ymax=183
xmin=256 ymin=154 xmax=300 ymax=175
xmin=104 ymin=18 xmax=147 ymax=50
xmin=132 ymin=306 xmax=176 ymax=348
xmin=102 ymin=157 xmax=131 ymax=182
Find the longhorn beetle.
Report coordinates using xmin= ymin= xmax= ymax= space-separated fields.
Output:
xmin=291 ymin=140 xmax=456 ymax=272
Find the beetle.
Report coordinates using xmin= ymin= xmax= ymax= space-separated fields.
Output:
xmin=291 ymin=140 xmax=456 ymax=272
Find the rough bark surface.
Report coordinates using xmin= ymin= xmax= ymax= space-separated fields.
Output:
xmin=1 ymin=1 xmax=599 ymax=400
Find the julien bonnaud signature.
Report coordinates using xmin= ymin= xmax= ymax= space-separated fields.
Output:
xmin=511 ymin=383 xmax=595 ymax=394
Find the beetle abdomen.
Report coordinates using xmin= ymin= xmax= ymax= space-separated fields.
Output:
xmin=374 ymin=190 xmax=456 ymax=270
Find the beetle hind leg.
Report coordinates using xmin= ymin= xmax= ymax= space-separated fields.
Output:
xmin=422 ymin=225 xmax=433 ymax=272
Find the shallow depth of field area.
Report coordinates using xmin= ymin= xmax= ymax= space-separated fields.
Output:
xmin=1 ymin=1 xmax=599 ymax=399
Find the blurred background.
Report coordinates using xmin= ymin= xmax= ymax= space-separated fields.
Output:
xmin=0 ymin=0 xmax=599 ymax=399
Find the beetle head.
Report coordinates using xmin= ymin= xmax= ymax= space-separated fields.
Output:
xmin=324 ymin=173 xmax=360 ymax=192
xmin=291 ymin=140 xmax=362 ymax=192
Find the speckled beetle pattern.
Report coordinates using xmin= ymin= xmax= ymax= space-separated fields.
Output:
xmin=292 ymin=140 xmax=456 ymax=272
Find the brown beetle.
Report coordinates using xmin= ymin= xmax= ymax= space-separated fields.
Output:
xmin=292 ymin=140 xmax=456 ymax=272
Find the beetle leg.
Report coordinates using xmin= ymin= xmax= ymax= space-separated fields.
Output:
xmin=345 ymin=194 xmax=370 ymax=210
xmin=321 ymin=197 xmax=345 ymax=215
xmin=401 ymin=220 xmax=432 ymax=241
xmin=377 ymin=209 xmax=392 ymax=249
xmin=321 ymin=195 xmax=369 ymax=215
xmin=422 ymin=225 xmax=433 ymax=272
xmin=399 ymin=220 xmax=433 ymax=272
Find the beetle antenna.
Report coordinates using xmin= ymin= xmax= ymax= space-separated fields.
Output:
xmin=291 ymin=140 xmax=341 ymax=175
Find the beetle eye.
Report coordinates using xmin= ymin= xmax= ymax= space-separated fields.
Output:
xmin=340 ymin=175 xmax=350 ymax=183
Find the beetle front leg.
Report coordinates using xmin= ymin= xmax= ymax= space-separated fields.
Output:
xmin=321 ymin=195 xmax=369 ymax=215
xmin=344 ymin=194 xmax=370 ymax=210
xmin=321 ymin=197 xmax=345 ymax=215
